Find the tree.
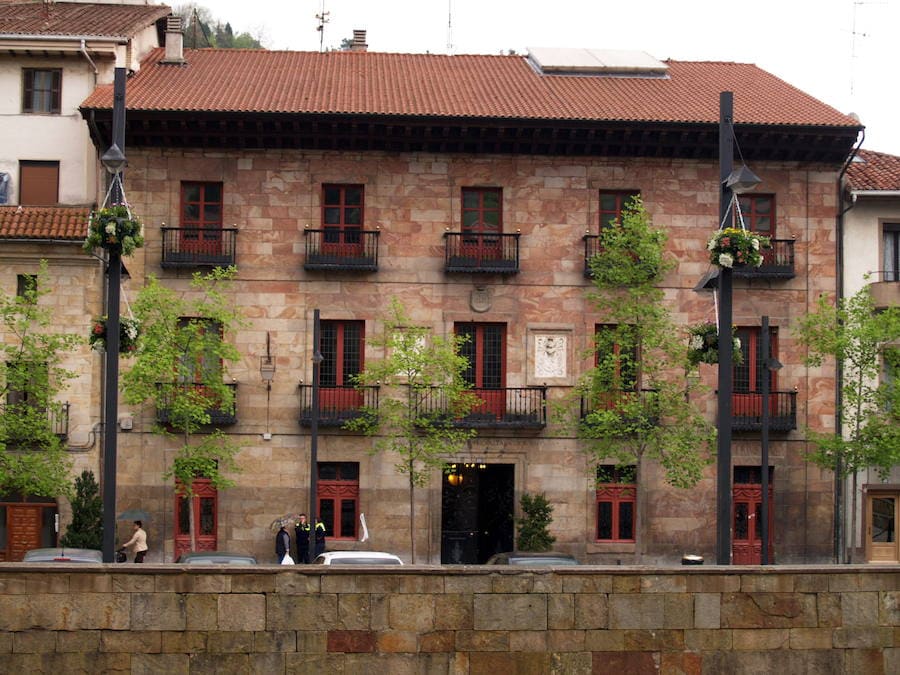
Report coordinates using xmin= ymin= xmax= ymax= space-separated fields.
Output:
xmin=176 ymin=4 xmax=263 ymax=49
xmin=0 ymin=263 xmax=79 ymax=500
xmin=516 ymin=492 xmax=555 ymax=552
xmin=121 ymin=267 xmax=244 ymax=552
xmin=60 ymin=470 xmax=103 ymax=549
xmin=572 ymin=197 xmax=714 ymax=555
xmin=345 ymin=298 xmax=477 ymax=562
xmin=795 ymin=285 xmax=900 ymax=562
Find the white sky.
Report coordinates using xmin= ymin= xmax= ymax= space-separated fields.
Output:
xmin=202 ymin=0 xmax=900 ymax=156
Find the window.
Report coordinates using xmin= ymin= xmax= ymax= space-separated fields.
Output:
xmin=6 ymin=361 xmax=47 ymax=408
xmin=734 ymin=326 xmax=778 ymax=393
xmin=596 ymin=465 xmax=636 ymax=542
xmin=19 ymin=161 xmax=59 ymax=205
xmin=176 ymin=318 xmax=223 ymax=384
xmin=180 ymin=182 xmax=223 ymax=253
xmin=320 ymin=320 xmax=363 ymax=388
xmin=462 ymin=187 xmax=502 ymax=234
xmin=322 ymin=184 xmax=364 ymax=245
xmin=22 ymin=69 xmax=61 ymax=114
xmin=884 ymin=224 xmax=900 ymax=282
xmin=737 ymin=194 xmax=775 ymax=236
xmin=594 ymin=324 xmax=638 ymax=391
xmin=456 ymin=323 xmax=505 ymax=389
xmin=16 ymin=274 xmax=37 ymax=301
xmin=598 ymin=190 xmax=639 ymax=230
xmin=318 ymin=462 xmax=359 ymax=539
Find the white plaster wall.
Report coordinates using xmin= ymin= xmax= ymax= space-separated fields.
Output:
xmin=843 ymin=196 xmax=900 ymax=296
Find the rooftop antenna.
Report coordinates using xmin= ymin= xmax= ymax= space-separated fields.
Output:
xmin=447 ymin=0 xmax=454 ymax=53
xmin=316 ymin=0 xmax=330 ymax=53
xmin=850 ymin=1 xmax=884 ymax=96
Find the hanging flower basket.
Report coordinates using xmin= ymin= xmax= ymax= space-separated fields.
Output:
xmin=687 ymin=322 xmax=743 ymax=366
xmin=90 ymin=316 xmax=140 ymax=354
xmin=707 ymin=227 xmax=770 ymax=268
xmin=83 ymin=204 xmax=144 ymax=256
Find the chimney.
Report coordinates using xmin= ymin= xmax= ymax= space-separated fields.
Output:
xmin=350 ymin=29 xmax=367 ymax=52
xmin=162 ymin=15 xmax=185 ymax=64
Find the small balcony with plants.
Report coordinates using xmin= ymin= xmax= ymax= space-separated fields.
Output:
xmin=444 ymin=232 xmax=520 ymax=274
xmin=160 ymin=227 xmax=238 ymax=268
xmin=579 ymin=389 xmax=659 ymax=431
xmin=733 ymin=238 xmax=795 ymax=279
xmin=156 ymin=382 xmax=238 ymax=426
xmin=414 ymin=386 xmax=546 ymax=429
xmin=303 ymin=227 xmax=379 ymax=272
xmin=0 ymin=402 xmax=70 ymax=444
xmin=298 ymin=384 xmax=379 ymax=427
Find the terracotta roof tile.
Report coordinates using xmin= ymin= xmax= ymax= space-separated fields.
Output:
xmin=0 ymin=2 xmax=170 ymax=39
xmin=0 ymin=205 xmax=90 ymax=240
xmin=81 ymin=48 xmax=858 ymax=129
xmin=846 ymin=149 xmax=900 ymax=192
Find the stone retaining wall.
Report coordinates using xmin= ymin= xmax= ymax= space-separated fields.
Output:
xmin=0 ymin=565 xmax=897 ymax=673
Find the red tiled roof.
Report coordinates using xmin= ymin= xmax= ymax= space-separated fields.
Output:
xmin=0 ymin=2 xmax=170 ymax=39
xmin=0 ymin=205 xmax=90 ymax=240
xmin=81 ymin=48 xmax=858 ymax=129
xmin=846 ymin=149 xmax=900 ymax=192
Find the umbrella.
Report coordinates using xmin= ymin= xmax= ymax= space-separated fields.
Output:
xmin=270 ymin=513 xmax=302 ymax=532
xmin=117 ymin=509 xmax=150 ymax=522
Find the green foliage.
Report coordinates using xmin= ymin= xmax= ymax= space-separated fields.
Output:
xmin=60 ymin=470 xmax=103 ymax=549
xmin=516 ymin=492 xmax=556 ymax=552
xmin=345 ymin=298 xmax=477 ymax=561
xmin=572 ymin=196 xmax=714 ymax=490
xmin=687 ymin=322 xmax=742 ymax=366
xmin=121 ymin=267 xmax=244 ymax=503
xmin=707 ymin=227 xmax=769 ymax=268
xmin=177 ymin=3 xmax=263 ymax=49
xmin=795 ymin=287 xmax=900 ymax=477
xmin=84 ymin=204 xmax=144 ymax=256
xmin=0 ymin=262 xmax=78 ymax=498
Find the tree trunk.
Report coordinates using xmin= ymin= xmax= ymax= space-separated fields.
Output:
xmin=848 ymin=471 xmax=858 ymax=564
xmin=408 ymin=470 xmax=416 ymax=564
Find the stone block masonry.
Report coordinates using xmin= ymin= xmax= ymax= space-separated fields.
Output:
xmin=0 ymin=565 xmax=897 ymax=673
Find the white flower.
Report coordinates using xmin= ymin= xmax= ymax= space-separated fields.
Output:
xmin=718 ymin=253 xmax=734 ymax=268
xmin=734 ymin=338 xmax=741 ymax=350
xmin=707 ymin=237 xmax=717 ymax=251
xmin=105 ymin=223 xmax=116 ymax=235
xmin=751 ymin=238 xmax=760 ymax=251
xmin=124 ymin=322 xmax=138 ymax=340
xmin=690 ymin=335 xmax=704 ymax=350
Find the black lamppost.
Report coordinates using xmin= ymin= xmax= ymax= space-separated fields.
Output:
xmin=760 ymin=315 xmax=782 ymax=565
xmin=715 ymin=91 xmax=762 ymax=564
xmin=100 ymin=68 xmax=126 ymax=563
xmin=308 ymin=309 xmax=323 ymax=564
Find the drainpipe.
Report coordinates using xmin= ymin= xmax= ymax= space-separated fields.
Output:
xmin=834 ymin=128 xmax=865 ymax=563
xmin=79 ymin=40 xmax=98 ymax=75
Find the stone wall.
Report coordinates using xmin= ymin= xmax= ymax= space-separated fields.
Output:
xmin=0 ymin=565 xmax=897 ymax=673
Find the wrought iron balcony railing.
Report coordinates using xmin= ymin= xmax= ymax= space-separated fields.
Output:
xmin=579 ymin=389 xmax=659 ymax=428
xmin=730 ymin=390 xmax=797 ymax=432
xmin=444 ymin=232 xmax=520 ymax=274
xmin=733 ymin=239 xmax=795 ymax=279
xmin=156 ymin=382 xmax=238 ymax=426
xmin=298 ymin=385 xmax=379 ymax=427
xmin=414 ymin=386 xmax=546 ymax=429
xmin=303 ymin=229 xmax=379 ymax=272
xmin=0 ymin=402 xmax=70 ymax=443
xmin=161 ymin=227 xmax=238 ymax=268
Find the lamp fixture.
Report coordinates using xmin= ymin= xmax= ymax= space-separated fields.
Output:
xmin=723 ymin=164 xmax=762 ymax=194
xmin=100 ymin=143 xmax=127 ymax=175
xmin=260 ymin=332 xmax=276 ymax=387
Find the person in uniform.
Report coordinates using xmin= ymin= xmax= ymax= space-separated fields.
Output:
xmin=294 ymin=513 xmax=311 ymax=563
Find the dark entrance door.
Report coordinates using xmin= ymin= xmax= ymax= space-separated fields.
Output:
xmin=441 ymin=463 xmax=514 ymax=564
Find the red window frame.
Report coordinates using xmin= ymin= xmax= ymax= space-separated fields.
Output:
xmin=734 ymin=326 xmax=778 ymax=393
xmin=317 ymin=462 xmax=359 ymax=540
xmin=174 ymin=478 xmax=218 ymax=557
xmin=594 ymin=324 xmax=639 ymax=391
xmin=180 ymin=182 xmax=223 ymax=253
xmin=322 ymin=184 xmax=364 ymax=250
xmin=176 ymin=318 xmax=223 ymax=385
xmin=595 ymin=466 xmax=636 ymax=542
xmin=22 ymin=68 xmax=61 ymax=114
xmin=455 ymin=323 xmax=506 ymax=389
xmin=598 ymin=190 xmax=639 ymax=230
xmin=737 ymin=194 xmax=775 ymax=236
xmin=461 ymin=187 xmax=503 ymax=259
xmin=319 ymin=320 xmax=364 ymax=412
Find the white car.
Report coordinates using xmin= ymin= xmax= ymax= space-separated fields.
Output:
xmin=313 ymin=551 xmax=403 ymax=565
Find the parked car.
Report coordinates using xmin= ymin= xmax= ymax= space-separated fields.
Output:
xmin=22 ymin=547 xmax=103 ymax=563
xmin=314 ymin=551 xmax=404 ymax=565
xmin=175 ymin=551 xmax=257 ymax=565
xmin=485 ymin=551 xmax=580 ymax=566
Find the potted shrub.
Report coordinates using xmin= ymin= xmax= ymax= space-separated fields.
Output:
xmin=687 ymin=322 xmax=743 ymax=366
xmin=707 ymin=227 xmax=770 ymax=268
xmin=84 ymin=204 xmax=144 ymax=256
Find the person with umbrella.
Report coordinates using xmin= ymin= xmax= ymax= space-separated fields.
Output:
xmin=275 ymin=524 xmax=292 ymax=564
xmin=119 ymin=520 xmax=148 ymax=563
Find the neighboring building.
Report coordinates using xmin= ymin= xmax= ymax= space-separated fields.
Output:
xmin=843 ymin=148 xmax=900 ymax=563
xmin=79 ymin=40 xmax=860 ymax=564
xmin=0 ymin=1 xmax=169 ymax=560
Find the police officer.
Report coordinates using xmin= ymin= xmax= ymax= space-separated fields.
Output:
xmin=314 ymin=519 xmax=326 ymax=557
xmin=294 ymin=513 xmax=311 ymax=563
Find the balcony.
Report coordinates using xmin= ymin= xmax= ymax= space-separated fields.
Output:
xmin=444 ymin=232 xmax=520 ymax=274
xmin=869 ymin=271 xmax=900 ymax=309
xmin=1 ymin=402 xmax=70 ymax=443
xmin=730 ymin=391 xmax=797 ymax=432
xmin=161 ymin=228 xmax=237 ymax=268
xmin=298 ymin=385 xmax=379 ymax=427
xmin=156 ymin=382 xmax=238 ymax=426
xmin=414 ymin=386 xmax=546 ymax=429
xmin=733 ymin=239 xmax=795 ymax=279
xmin=303 ymin=229 xmax=379 ymax=272
xmin=579 ymin=389 xmax=659 ymax=429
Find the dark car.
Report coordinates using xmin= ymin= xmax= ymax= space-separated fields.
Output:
xmin=174 ymin=551 xmax=257 ymax=565
xmin=22 ymin=547 xmax=103 ymax=563
xmin=485 ymin=551 xmax=580 ymax=566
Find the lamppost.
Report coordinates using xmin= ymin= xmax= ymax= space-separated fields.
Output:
xmin=715 ymin=91 xmax=762 ymax=564
xmin=100 ymin=68 xmax=127 ymax=563
xmin=308 ymin=309 xmax=323 ymax=564
xmin=760 ymin=315 xmax=783 ymax=565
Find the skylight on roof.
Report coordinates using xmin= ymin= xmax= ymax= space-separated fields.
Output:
xmin=527 ymin=47 xmax=668 ymax=77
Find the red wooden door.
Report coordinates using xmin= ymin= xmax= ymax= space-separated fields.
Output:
xmin=180 ymin=182 xmax=223 ymax=256
xmin=322 ymin=184 xmax=364 ymax=257
xmin=732 ymin=483 xmax=775 ymax=564
xmin=456 ymin=323 xmax=506 ymax=419
xmin=461 ymin=188 xmax=502 ymax=260
xmin=8 ymin=505 xmax=44 ymax=562
xmin=174 ymin=479 xmax=218 ymax=558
